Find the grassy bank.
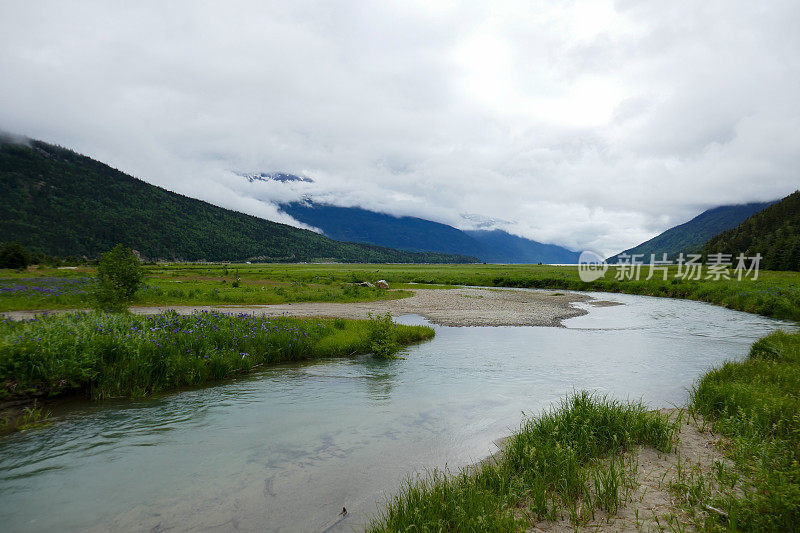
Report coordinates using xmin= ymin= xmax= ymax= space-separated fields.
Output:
xmin=368 ymin=392 xmax=675 ymax=532
xmin=3 ymin=264 xmax=799 ymax=322
xmin=0 ymin=311 xmax=433 ymax=401
xmin=683 ymin=330 xmax=800 ymax=530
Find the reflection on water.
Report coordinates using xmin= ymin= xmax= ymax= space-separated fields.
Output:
xmin=0 ymin=291 xmax=794 ymax=532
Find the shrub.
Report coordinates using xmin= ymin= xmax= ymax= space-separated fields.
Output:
xmin=94 ymin=244 xmax=144 ymax=310
xmin=367 ymin=312 xmax=400 ymax=358
xmin=0 ymin=242 xmax=30 ymax=270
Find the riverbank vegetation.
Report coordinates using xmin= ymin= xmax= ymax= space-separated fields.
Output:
xmin=369 ymin=392 xmax=676 ymax=532
xmin=0 ymin=311 xmax=433 ymax=402
xmin=3 ymin=263 xmax=799 ymax=322
xmin=681 ymin=330 xmax=800 ymax=530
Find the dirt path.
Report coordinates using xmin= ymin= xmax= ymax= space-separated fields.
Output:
xmin=3 ymin=288 xmax=595 ymax=327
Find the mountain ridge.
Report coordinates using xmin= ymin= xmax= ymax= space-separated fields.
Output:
xmin=702 ymin=191 xmax=800 ymax=271
xmin=278 ymin=200 xmax=580 ymax=264
xmin=0 ymin=138 xmax=476 ymax=263
xmin=606 ymin=201 xmax=775 ymax=263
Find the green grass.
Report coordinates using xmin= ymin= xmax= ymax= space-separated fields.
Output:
xmin=368 ymin=392 xmax=676 ymax=532
xmin=683 ymin=330 xmax=800 ymax=531
xmin=3 ymin=263 xmax=799 ymax=322
xmin=14 ymin=401 xmax=52 ymax=431
xmin=141 ymin=263 xmax=800 ymax=321
xmin=0 ymin=266 xmax=413 ymax=311
xmin=0 ymin=311 xmax=433 ymax=401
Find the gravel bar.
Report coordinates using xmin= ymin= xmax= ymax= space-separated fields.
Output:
xmin=2 ymin=288 xmax=596 ymax=327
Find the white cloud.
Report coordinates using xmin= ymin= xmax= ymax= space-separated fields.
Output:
xmin=1 ymin=0 xmax=798 ymax=257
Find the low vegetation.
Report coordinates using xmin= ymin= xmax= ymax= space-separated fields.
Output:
xmin=0 ymin=266 xmax=413 ymax=312
xmin=680 ymin=330 xmax=800 ymax=531
xmin=3 ymin=263 xmax=799 ymax=323
xmin=0 ymin=311 xmax=433 ymax=401
xmin=368 ymin=392 xmax=676 ymax=532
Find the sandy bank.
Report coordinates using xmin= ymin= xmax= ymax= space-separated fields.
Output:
xmin=480 ymin=409 xmax=729 ymax=532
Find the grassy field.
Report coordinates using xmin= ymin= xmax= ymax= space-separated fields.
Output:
xmin=2 ymin=263 xmax=799 ymax=321
xmin=0 ymin=311 xmax=433 ymax=402
xmin=0 ymin=265 xmax=413 ymax=311
xmin=368 ymin=392 xmax=676 ymax=532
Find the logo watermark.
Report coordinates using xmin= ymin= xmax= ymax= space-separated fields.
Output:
xmin=578 ymin=252 xmax=762 ymax=283
xmin=577 ymin=250 xmax=609 ymax=282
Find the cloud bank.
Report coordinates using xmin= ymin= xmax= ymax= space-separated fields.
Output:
xmin=1 ymin=0 xmax=798 ymax=256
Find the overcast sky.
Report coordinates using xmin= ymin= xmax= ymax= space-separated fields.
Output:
xmin=1 ymin=1 xmax=798 ymax=256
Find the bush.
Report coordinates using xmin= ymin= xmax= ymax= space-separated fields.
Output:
xmin=0 ymin=242 xmax=30 ymax=270
xmin=95 ymin=244 xmax=144 ymax=310
xmin=367 ymin=312 xmax=400 ymax=358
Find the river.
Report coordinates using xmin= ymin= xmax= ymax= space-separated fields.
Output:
xmin=0 ymin=291 xmax=793 ymax=532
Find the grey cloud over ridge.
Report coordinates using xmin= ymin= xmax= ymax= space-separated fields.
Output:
xmin=1 ymin=0 xmax=798 ymax=257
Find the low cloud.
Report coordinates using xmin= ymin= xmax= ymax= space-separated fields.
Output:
xmin=1 ymin=1 xmax=798 ymax=257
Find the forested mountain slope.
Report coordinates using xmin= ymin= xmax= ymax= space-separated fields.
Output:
xmin=702 ymin=191 xmax=800 ymax=271
xmin=0 ymin=138 xmax=475 ymax=263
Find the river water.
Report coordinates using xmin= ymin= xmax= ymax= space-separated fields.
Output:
xmin=0 ymin=291 xmax=793 ymax=532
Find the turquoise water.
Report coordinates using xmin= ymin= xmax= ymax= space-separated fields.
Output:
xmin=0 ymin=292 xmax=793 ymax=532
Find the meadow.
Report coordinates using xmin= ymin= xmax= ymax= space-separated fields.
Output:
xmin=0 ymin=265 xmax=412 ymax=311
xmin=0 ymin=311 xmax=433 ymax=402
xmin=1 ymin=263 xmax=799 ymax=322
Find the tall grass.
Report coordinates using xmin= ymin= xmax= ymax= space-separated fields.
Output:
xmin=0 ymin=311 xmax=433 ymax=400
xmin=368 ymin=392 xmax=675 ymax=532
xmin=689 ymin=330 xmax=800 ymax=531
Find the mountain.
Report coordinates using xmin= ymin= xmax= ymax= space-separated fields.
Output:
xmin=702 ymin=191 xmax=800 ymax=271
xmin=279 ymin=201 xmax=580 ymax=264
xmin=464 ymin=230 xmax=580 ymax=264
xmin=237 ymin=172 xmax=313 ymax=183
xmin=0 ymin=137 xmax=476 ymax=263
xmin=606 ymin=201 xmax=775 ymax=263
